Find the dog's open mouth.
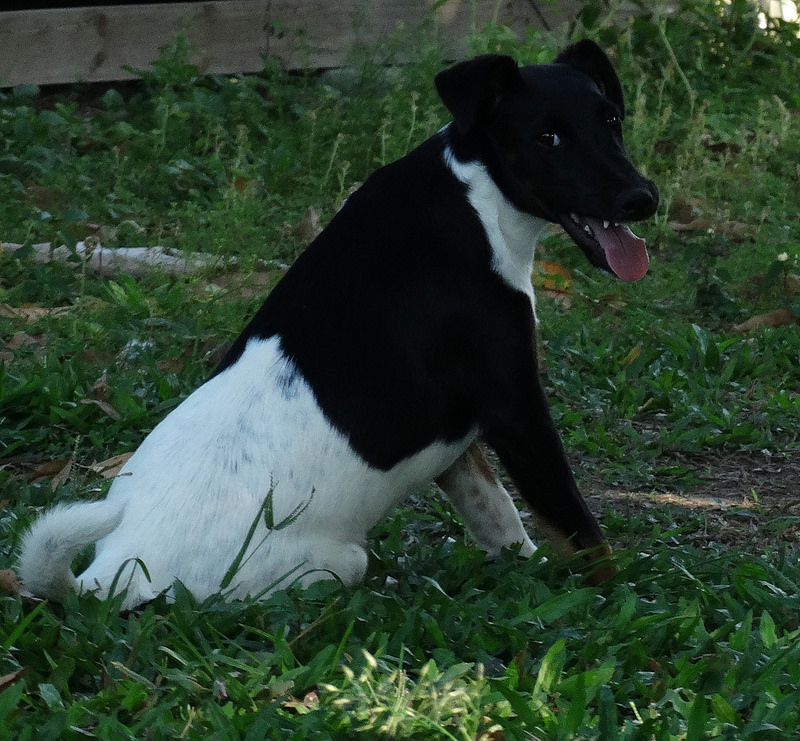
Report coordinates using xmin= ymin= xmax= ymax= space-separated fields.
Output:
xmin=558 ymin=214 xmax=649 ymax=282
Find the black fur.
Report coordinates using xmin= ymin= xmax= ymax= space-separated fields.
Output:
xmin=216 ymin=40 xmax=658 ymax=567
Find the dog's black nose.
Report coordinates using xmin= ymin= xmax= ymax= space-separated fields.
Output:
xmin=615 ymin=185 xmax=658 ymax=221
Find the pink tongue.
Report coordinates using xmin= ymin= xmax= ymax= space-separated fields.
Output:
xmin=585 ymin=217 xmax=649 ymax=282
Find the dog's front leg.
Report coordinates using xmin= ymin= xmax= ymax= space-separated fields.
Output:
xmin=483 ymin=383 xmax=617 ymax=585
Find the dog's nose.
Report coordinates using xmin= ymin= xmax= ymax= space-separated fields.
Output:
xmin=615 ymin=185 xmax=658 ymax=221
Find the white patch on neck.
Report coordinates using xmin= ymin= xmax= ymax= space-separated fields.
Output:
xmin=443 ymin=140 xmax=547 ymax=319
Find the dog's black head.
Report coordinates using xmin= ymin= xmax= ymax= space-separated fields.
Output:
xmin=435 ymin=40 xmax=659 ymax=282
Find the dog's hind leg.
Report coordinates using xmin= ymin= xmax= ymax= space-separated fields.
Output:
xmin=298 ymin=540 xmax=370 ymax=587
xmin=436 ymin=442 xmax=536 ymax=558
xmin=232 ymin=537 xmax=370 ymax=598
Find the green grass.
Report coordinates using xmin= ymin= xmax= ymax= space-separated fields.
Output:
xmin=2 ymin=1 xmax=800 ymax=737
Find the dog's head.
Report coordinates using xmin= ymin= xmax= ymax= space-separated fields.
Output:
xmin=435 ymin=40 xmax=659 ymax=282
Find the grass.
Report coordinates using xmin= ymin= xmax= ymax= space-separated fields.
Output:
xmin=2 ymin=0 xmax=800 ymax=737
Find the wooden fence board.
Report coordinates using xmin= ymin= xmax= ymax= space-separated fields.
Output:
xmin=0 ymin=0 xmax=582 ymax=87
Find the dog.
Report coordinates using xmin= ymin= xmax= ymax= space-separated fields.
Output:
xmin=19 ymin=40 xmax=658 ymax=610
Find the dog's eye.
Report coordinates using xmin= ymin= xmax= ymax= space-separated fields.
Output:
xmin=606 ymin=113 xmax=621 ymax=127
xmin=537 ymin=132 xmax=561 ymax=148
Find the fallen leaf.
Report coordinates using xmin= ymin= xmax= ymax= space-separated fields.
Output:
xmin=721 ymin=221 xmax=754 ymax=243
xmin=1 ymin=331 xmax=47 ymax=364
xmin=668 ymin=215 xmax=712 ymax=232
xmin=50 ymin=458 xmax=73 ymax=491
xmin=156 ymin=357 xmax=186 ymax=374
xmin=91 ymin=372 xmax=109 ymax=402
xmin=296 ymin=206 xmax=322 ymax=242
xmin=623 ymin=344 xmax=643 ymax=366
xmin=79 ymin=398 xmax=122 ymax=421
xmin=0 ymin=667 xmax=30 ymax=694
xmin=534 ymin=261 xmax=571 ymax=281
xmin=541 ymin=289 xmax=572 ymax=308
xmin=0 ymin=305 xmax=69 ymax=321
xmin=533 ymin=261 xmax=572 ymax=306
xmin=28 ymin=458 xmax=72 ymax=483
xmin=668 ymin=197 xmax=704 ymax=224
xmin=734 ymin=307 xmax=798 ymax=332
xmin=91 ymin=452 xmax=134 ymax=478
xmin=0 ymin=569 xmax=21 ymax=595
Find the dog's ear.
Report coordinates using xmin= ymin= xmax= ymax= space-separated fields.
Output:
xmin=554 ymin=40 xmax=625 ymax=119
xmin=435 ymin=55 xmax=523 ymax=134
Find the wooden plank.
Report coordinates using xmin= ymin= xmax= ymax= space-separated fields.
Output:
xmin=0 ymin=1 xmax=582 ymax=87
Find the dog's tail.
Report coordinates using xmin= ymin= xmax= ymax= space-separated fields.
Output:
xmin=17 ymin=500 xmax=125 ymax=602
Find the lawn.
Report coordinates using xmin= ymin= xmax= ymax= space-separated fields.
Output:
xmin=1 ymin=1 xmax=800 ymax=738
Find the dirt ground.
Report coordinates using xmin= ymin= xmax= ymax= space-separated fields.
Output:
xmin=582 ymin=449 xmax=800 ymax=553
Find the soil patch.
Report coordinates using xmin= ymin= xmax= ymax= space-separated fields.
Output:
xmin=583 ymin=449 xmax=800 ymax=553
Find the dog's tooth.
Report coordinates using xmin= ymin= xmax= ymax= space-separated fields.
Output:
xmin=603 ymin=220 xmax=610 ymax=229
xmin=583 ymin=224 xmax=592 ymax=234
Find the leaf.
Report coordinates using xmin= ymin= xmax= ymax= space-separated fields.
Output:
xmin=487 ymin=678 xmax=541 ymax=728
xmin=0 ymin=570 xmax=20 ymax=596
xmin=759 ymin=610 xmax=777 ymax=649
xmin=733 ymin=308 xmax=798 ymax=332
xmin=79 ymin=398 xmax=122 ymax=421
xmin=50 ymin=458 xmax=73 ymax=491
xmin=533 ymin=261 xmax=572 ymax=298
xmin=686 ymin=693 xmax=707 ymax=741
xmin=27 ymin=458 xmax=72 ymax=484
xmin=532 ymin=639 xmax=566 ymax=696
xmin=91 ymin=452 xmax=134 ymax=478
xmin=295 ymin=206 xmax=322 ymax=242
xmin=0 ymin=305 xmax=70 ymax=321
xmin=0 ymin=667 xmax=29 ymax=693
xmin=90 ymin=372 xmax=109 ymax=402
xmin=38 ymin=683 xmax=63 ymax=710
xmin=529 ymin=589 xmax=594 ymax=624
xmin=668 ymin=215 xmax=712 ymax=233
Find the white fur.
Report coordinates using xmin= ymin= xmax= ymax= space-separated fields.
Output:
xmin=436 ymin=449 xmax=536 ymax=558
xmin=443 ymin=142 xmax=548 ymax=320
xmin=20 ymin=338 xmax=482 ymax=609
xmin=20 ymin=140 xmax=548 ymax=610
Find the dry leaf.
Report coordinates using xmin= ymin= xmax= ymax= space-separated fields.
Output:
xmin=1 ymin=331 xmax=47 ymax=363
xmin=733 ymin=307 xmax=798 ymax=332
xmin=668 ymin=197 xmax=704 ymax=224
xmin=0 ymin=569 xmax=21 ymax=595
xmin=722 ymin=221 xmax=754 ymax=243
xmin=50 ymin=458 xmax=73 ymax=491
xmin=156 ymin=356 xmax=186 ymax=374
xmin=79 ymin=398 xmax=122 ymax=421
xmin=91 ymin=452 xmax=134 ymax=478
xmin=296 ymin=206 xmax=322 ymax=242
xmin=541 ymin=289 xmax=572 ymax=309
xmin=668 ymin=215 xmax=712 ymax=233
xmin=533 ymin=261 xmax=572 ymax=307
xmin=0 ymin=304 xmax=69 ymax=321
xmin=0 ymin=667 xmax=30 ymax=694
xmin=91 ymin=372 xmax=109 ymax=402
xmin=534 ymin=260 xmax=572 ymax=289
xmin=28 ymin=458 xmax=72 ymax=483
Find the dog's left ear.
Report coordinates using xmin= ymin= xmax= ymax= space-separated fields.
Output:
xmin=554 ymin=40 xmax=626 ymax=119
xmin=435 ymin=55 xmax=523 ymax=134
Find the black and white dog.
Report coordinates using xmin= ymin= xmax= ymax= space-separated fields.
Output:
xmin=19 ymin=40 xmax=658 ymax=609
